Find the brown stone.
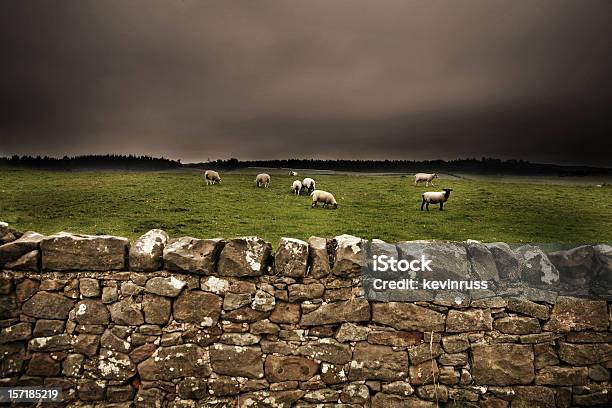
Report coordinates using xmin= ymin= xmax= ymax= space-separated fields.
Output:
xmin=297 ymin=338 xmax=352 ymax=364
xmin=332 ymin=235 xmax=366 ymax=277
xmin=138 ymin=343 xmax=211 ymax=380
xmin=287 ymin=283 xmax=325 ymax=302
xmin=143 ymin=293 xmax=171 ymax=325
xmin=558 ymin=341 xmax=612 ymax=365
xmin=144 ymin=276 xmax=187 ymax=297
xmin=75 ymin=299 xmax=110 ymax=324
xmin=348 ymin=342 xmax=409 ymax=381
xmin=27 ymin=353 xmax=60 ymax=376
xmin=535 ymin=366 xmax=588 ymax=385
xmin=493 ymin=316 xmax=541 ymax=334
xmin=173 ymin=290 xmax=222 ymax=326
xmin=222 ymin=305 xmax=270 ymax=323
xmin=543 ymin=296 xmax=609 ymax=332
xmin=446 ymin=309 xmax=493 ymax=332
xmin=108 ymin=297 xmax=144 ymax=325
xmin=367 ymin=330 xmax=423 ymax=347
xmin=0 ymin=322 xmax=32 ymax=343
xmin=506 ymin=298 xmax=549 ymax=320
xmin=163 ymin=236 xmax=224 ymax=274
xmin=274 ymin=237 xmax=309 ymax=277
xmin=372 ymin=302 xmax=445 ymax=332
xmin=264 ymin=355 xmax=319 ymax=382
xmin=300 ymin=298 xmax=370 ymax=326
xmin=269 ymin=301 xmax=301 ymax=324
xmin=22 ymin=291 xmax=74 ymax=319
xmin=41 ymin=232 xmax=128 ymax=271
xmin=471 ymin=344 xmax=534 ymax=385
xmin=209 ymin=343 xmax=264 ymax=379
xmin=217 ymin=236 xmax=272 ymax=277
xmin=129 ymin=229 xmax=168 ymax=271
xmin=308 ymin=236 xmax=331 ymax=278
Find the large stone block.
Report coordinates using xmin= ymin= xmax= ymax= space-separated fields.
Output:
xmin=129 ymin=229 xmax=169 ymax=271
xmin=446 ymin=309 xmax=493 ymax=332
xmin=217 ymin=236 xmax=271 ymax=277
xmin=274 ymin=237 xmax=308 ymax=277
xmin=308 ymin=236 xmax=331 ymax=278
xmin=372 ymin=302 xmax=445 ymax=332
xmin=467 ymin=241 xmax=500 ymax=282
xmin=138 ymin=343 xmax=211 ymax=380
xmin=22 ymin=291 xmax=74 ymax=319
xmin=515 ymin=245 xmax=559 ymax=286
xmin=297 ymin=338 xmax=352 ymax=364
xmin=75 ymin=299 xmax=110 ymax=324
xmin=209 ymin=343 xmax=264 ymax=379
xmin=549 ymin=245 xmax=595 ymax=288
xmin=332 ymin=234 xmax=366 ymax=277
xmin=41 ymin=232 xmax=129 ymax=271
xmin=144 ymin=276 xmax=186 ymax=297
xmin=300 ymin=298 xmax=370 ymax=326
xmin=0 ymin=231 xmax=44 ymax=268
xmin=558 ymin=341 xmax=612 ymax=365
xmin=264 ymin=355 xmax=319 ymax=382
xmin=173 ymin=290 xmax=222 ymax=326
xmin=471 ymin=344 xmax=534 ymax=385
xmin=535 ymin=366 xmax=588 ymax=385
xmin=163 ymin=236 xmax=224 ymax=274
xmin=485 ymin=242 xmax=520 ymax=280
xmin=348 ymin=342 xmax=409 ymax=381
xmin=543 ymin=296 xmax=608 ymax=332
xmin=108 ymin=297 xmax=144 ymax=325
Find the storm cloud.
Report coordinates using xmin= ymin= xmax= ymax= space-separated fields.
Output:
xmin=1 ymin=0 xmax=610 ymax=165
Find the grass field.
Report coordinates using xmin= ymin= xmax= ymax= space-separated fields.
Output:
xmin=0 ymin=169 xmax=611 ymax=245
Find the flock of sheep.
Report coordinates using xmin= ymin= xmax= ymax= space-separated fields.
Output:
xmin=204 ymin=170 xmax=452 ymax=211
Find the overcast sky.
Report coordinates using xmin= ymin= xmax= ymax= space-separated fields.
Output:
xmin=1 ymin=0 xmax=610 ymax=165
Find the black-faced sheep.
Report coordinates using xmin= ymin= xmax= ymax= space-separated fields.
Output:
xmin=289 ymin=171 xmax=299 ymax=176
xmin=311 ymin=190 xmax=337 ymax=209
xmin=255 ymin=173 xmax=271 ymax=188
xmin=414 ymin=172 xmax=438 ymax=187
xmin=204 ymin=170 xmax=221 ymax=185
xmin=292 ymin=180 xmax=302 ymax=195
xmin=421 ymin=188 xmax=453 ymax=211
xmin=302 ymin=177 xmax=316 ymax=194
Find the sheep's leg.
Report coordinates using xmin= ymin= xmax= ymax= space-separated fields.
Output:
xmin=439 ymin=202 xmax=444 ymax=211
xmin=311 ymin=201 xmax=316 ymax=208
xmin=431 ymin=181 xmax=435 ymax=187
xmin=421 ymin=199 xmax=425 ymax=211
xmin=426 ymin=202 xmax=430 ymax=211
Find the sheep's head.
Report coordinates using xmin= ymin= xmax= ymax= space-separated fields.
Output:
xmin=442 ymin=188 xmax=453 ymax=192
xmin=433 ymin=173 xmax=439 ymax=179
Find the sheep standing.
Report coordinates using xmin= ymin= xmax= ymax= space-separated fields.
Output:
xmin=311 ymin=190 xmax=337 ymax=209
xmin=302 ymin=177 xmax=316 ymax=194
xmin=289 ymin=171 xmax=299 ymax=176
xmin=255 ymin=173 xmax=271 ymax=188
xmin=414 ymin=173 xmax=438 ymax=187
xmin=204 ymin=170 xmax=221 ymax=185
xmin=421 ymin=188 xmax=453 ymax=211
xmin=292 ymin=180 xmax=302 ymax=195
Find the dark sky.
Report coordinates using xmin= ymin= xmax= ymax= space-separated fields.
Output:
xmin=1 ymin=0 xmax=611 ymax=166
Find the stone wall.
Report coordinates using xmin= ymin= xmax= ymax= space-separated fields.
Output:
xmin=0 ymin=222 xmax=611 ymax=407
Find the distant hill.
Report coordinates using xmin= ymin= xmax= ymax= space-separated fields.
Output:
xmin=1 ymin=155 xmax=610 ymax=176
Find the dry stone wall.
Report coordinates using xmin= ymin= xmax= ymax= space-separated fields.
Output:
xmin=0 ymin=221 xmax=611 ymax=407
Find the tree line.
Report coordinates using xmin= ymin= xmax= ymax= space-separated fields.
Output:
xmin=1 ymin=155 xmax=609 ymax=176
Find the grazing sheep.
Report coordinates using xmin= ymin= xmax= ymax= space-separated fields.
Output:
xmin=302 ymin=177 xmax=316 ymax=194
xmin=255 ymin=173 xmax=271 ymax=188
xmin=311 ymin=190 xmax=337 ymax=209
xmin=414 ymin=172 xmax=438 ymax=187
xmin=289 ymin=171 xmax=299 ymax=176
xmin=292 ymin=180 xmax=302 ymax=195
xmin=421 ymin=188 xmax=453 ymax=211
xmin=204 ymin=170 xmax=221 ymax=185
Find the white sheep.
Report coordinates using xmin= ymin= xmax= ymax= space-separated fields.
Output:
xmin=302 ymin=177 xmax=316 ymax=194
xmin=311 ymin=190 xmax=337 ymax=209
xmin=204 ymin=170 xmax=221 ymax=185
xmin=289 ymin=171 xmax=299 ymax=176
xmin=414 ymin=172 xmax=438 ymax=187
xmin=292 ymin=180 xmax=302 ymax=195
xmin=421 ymin=188 xmax=453 ymax=211
xmin=255 ymin=173 xmax=271 ymax=188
